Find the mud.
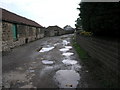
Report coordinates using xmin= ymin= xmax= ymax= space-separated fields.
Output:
xmin=2 ymin=34 xmax=101 ymax=89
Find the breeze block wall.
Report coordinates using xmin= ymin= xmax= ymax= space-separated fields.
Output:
xmin=76 ymin=33 xmax=120 ymax=87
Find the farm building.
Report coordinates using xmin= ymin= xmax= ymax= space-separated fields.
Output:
xmin=45 ymin=26 xmax=65 ymax=37
xmin=63 ymin=25 xmax=75 ymax=34
xmin=1 ymin=8 xmax=45 ymax=51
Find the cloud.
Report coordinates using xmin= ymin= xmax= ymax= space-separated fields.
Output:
xmin=81 ymin=0 xmax=119 ymax=2
xmin=0 ymin=0 xmax=81 ymax=28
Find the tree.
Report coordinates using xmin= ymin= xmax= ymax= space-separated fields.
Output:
xmin=75 ymin=18 xmax=82 ymax=30
xmin=76 ymin=2 xmax=120 ymax=37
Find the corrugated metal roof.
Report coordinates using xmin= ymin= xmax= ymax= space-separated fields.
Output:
xmin=1 ymin=8 xmax=43 ymax=28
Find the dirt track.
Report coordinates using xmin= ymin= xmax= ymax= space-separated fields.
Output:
xmin=2 ymin=34 xmax=101 ymax=89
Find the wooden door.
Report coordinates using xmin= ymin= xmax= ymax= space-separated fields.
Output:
xmin=12 ymin=24 xmax=17 ymax=40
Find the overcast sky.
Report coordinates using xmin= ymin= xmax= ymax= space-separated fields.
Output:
xmin=0 ymin=0 xmax=81 ymax=28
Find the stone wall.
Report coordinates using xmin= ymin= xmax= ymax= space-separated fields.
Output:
xmin=76 ymin=33 xmax=119 ymax=86
xmin=2 ymin=21 xmax=44 ymax=51
xmin=2 ymin=22 xmax=13 ymax=41
xmin=45 ymin=27 xmax=65 ymax=37
xmin=50 ymin=29 xmax=55 ymax=37
xmin=39 ymin=28 xmax=45 ymax=38
xmin=58 ymin=29 xmax=65 ymax=36
xmin=0 ymin=21 xmax=2 ymax=52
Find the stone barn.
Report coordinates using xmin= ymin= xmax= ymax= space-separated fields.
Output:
xmin=45 ymin=25 xmax=65 ymax=37
xmin=1 ymin=8 xmax=44 ymax=51
xmin=64 ymin=25 xmax=75 ymax=34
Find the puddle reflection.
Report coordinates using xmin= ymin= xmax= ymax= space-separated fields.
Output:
xmin=62 ymin=60 xmax=77 ymax=65
xmin=54 ymin=70 xmax=80 ymax=88
xmin=62 ymin=52 xmax=74 ymax=57
xmin=39 ymin=46 xmax=54 ymax=52
xmin=42 ymin=60 xmax=54 ymax=65
xmin=59 ymin=48 xmax=69 ymax=52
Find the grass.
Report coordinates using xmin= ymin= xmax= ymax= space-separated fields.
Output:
xmin=72 ymin=36 xmax=89 ymax=60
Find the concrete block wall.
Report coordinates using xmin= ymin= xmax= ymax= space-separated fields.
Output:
xmin=76 ymin=34 xmax=119 ymax=85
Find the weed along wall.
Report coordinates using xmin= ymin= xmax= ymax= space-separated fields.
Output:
xmin=76 ymin=33 xmax=119 ymax=87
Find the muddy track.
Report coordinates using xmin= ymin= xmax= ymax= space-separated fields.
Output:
xmin=2 ymin=34 xmax=101 ymax=89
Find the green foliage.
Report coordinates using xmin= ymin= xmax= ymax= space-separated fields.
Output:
xmin=72 ymin=39 xmax=89 ymax=59
xmin=80 ymin=30 xmax=93 ymax=37
xmin=76 ymin=2 xmax=120 ymax=37
xmin=75 ymin=18 xmax=82 ymax=29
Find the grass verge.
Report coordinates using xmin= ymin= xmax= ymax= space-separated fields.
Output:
xmin=72 ymin=41 xmax=89 ymax=60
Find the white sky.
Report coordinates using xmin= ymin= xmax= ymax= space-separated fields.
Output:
xmin=0 ymin=0 xmax=81 ymax=28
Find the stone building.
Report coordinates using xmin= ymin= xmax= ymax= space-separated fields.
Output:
xmin=1 ymin=8 xmax=44 ymax=51
xmin=64 ymin=25 xmax=75 ymax=34
xmin=45 ymin=25 xmax=65 ymax=37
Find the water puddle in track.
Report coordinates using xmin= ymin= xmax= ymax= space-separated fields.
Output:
xmin=39 ymin=36 xmax=81 ymax=88
xmin=62 ymin=60 xmax=77 ymax=65
xmin=54 ymin=70 xmax=80 ymax=88
xmin=42 ymin=60 xmax=54 ymax=65
xmin=59 ymin=48 xmax=70 ymax=52
xmin=62 ymin=52 xmax=74 ymax=57
xmin=29 ymin=70 xmax=35 ymax=73
xmin=54 ymin=43 xmax=60 ymax=46
xmin=65 ymin=46 xmax=72 ymax=49
xmin=39 ymin=46 xmax=54 ymax=52
xmin=71 ymin=64 xmax=82 ymax=72
xmin=62 ymin=40 xmax=70 ymax=46
xmin=40 ymin=65 xmax=63 ymax=77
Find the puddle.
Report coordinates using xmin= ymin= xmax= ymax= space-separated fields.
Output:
xmin=29 ymin=70 xmax=35 ymax=73
xmin=59 ymin=48 xmax=70 ymax=52
xmin=62 ymin=40 xmax=70 ymax=46
xmin=54 ymin=43 xmax=60 ymax=46
xmin=65 ymin=46 xmax=72 ymax=49
xmin=39 ymin=46 xmax=54 ymax=52
xmin=62 ymin=60 xmax=77 ymax=65
xmin=40 ymin=65 xmax=62 ymax=77
xmin=42 ymin=60 xmax=54 ymax=65
xmin=54 ymin=70 xmax=80 ymax=88
xmin=45 ymin=66 xmax=54 ymax=70
xmin=71 ymin=64 xmax=82 ymax=72
xmin=62 ymin=52 xmax=74 ymax=57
